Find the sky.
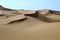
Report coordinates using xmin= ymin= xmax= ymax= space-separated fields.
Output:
xmin=0 ymin=0 xmax=60 ymax=10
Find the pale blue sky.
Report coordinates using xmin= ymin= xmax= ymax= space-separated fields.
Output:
xmin=0 ymin=0 xmax=60 ymax=10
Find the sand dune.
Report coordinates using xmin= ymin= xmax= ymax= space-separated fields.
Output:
xmin=0 ymin=5 xmax=60 ymax=40
xmin=0 ymin=14 xmax=26 ymax=24
xmin=37 ymin=9 xmax=60 ymax=22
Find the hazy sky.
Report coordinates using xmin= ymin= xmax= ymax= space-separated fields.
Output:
xmin=0 ymin=0 xmax=60 ymax=10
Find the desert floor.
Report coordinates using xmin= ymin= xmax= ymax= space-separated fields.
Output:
xmin=0 ymin=16 xmax=60 ymax=40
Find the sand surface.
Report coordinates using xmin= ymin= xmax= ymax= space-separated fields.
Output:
xmin=0 ymin=16 xmax=47 ymax=40
xmin=0 ymin=16 xmax=60 ymax=40
xmin=0 ymin=22 xmax=60 ymax=40
xmin=0 ymin=7 xmax=60 ymax=40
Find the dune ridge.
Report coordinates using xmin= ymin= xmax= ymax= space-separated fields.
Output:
xmin=0 ymin=5 xmax=60 ymax=40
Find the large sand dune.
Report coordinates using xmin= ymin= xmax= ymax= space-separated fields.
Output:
xmin=0 ymin=5 xmax=60 ymax=40
xmin=37 ymin=9 xmax=60 ymax=22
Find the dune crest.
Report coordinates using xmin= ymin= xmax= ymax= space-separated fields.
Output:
xmin=0 ymin=5 xmax=60 ymax=40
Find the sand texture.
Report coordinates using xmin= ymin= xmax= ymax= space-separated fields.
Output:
xmin=0 ymin=5 xmax=60 ymax=40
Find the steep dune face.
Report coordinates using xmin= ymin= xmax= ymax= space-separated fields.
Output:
xmin=0 ymin=22 xmax=60 ymax=40
xmin=17 ymin=10 xmax=39 ymax=18
xmin=37 ymin=9 xmax=60 ymax=22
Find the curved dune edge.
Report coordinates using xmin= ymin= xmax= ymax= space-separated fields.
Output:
xmin=0 ymin=22 xmax=60 ymax=40
xmin=0 ymin=14 xmax=26 ymax=24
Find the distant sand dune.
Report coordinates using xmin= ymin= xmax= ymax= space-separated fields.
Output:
xmin=37 ymin=9 xmax=60 ymax=22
